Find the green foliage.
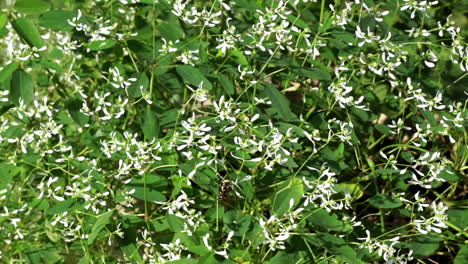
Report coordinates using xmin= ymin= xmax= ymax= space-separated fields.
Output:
xmin=0 ymin=0 xmax=466 ymax=263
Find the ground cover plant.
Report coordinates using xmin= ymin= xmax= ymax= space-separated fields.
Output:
xmin=0 ymin=0 xmax=467 ymax=263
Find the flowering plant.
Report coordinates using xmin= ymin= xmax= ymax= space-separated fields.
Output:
xmin=0 ymin=0 xmax=467 ymax=263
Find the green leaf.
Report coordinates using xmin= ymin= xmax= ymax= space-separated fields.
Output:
xmin=128 ymin=72 xmax=149 ymax=98
xmin=333 ymin=245 xmax=362 ymax=264
xmin=0 ymin=62 xmax=19 ymax=83
xmin=368 ymin=194 xmax=402 ymax=209
xmin=142 ymin=106 xmax=159 ymax=140
xmin=372 ymin=84 xmax=389 ymax=102
xmin=223 ymin=210 xmax=252 ymax=236
xmin=205 ymin=206 xmax=224 ymax=222
xmin=375 ymin=124 xmax=391 ymax=135
xmin=87 ymin=39 xmax=117 ymax=51
xmin=297 ymin=68 xmax=332 ymax=81
xmin=15 ymin=0 xmax=50 ymax=14
xmin=334 ymin=182 xmax=363 ymax=199
xmin=39 ymin=59 xmax=64 ymax=73
xmin=129 ymin=186 xmax=166 ymax=202
xmin=47 ymin=199 xmax=77 ymax=215
xmin=0 ymin=163 xmax=21 ymax=186
xmin=121 ymin=243 xmax=144 ymax=263
xmin=269 ymin=251 xmax=305 ymax=264
xmin=307 ymin=208 xmax=353 ymax=232
xmin=78 ymin=256 xmax=91 ymax=264
xmin=320 ymin=14 xmax=334 ymax=33
xmin=287 ymin=14 xmax=309 ymax=29
xmin=10 ymin=69 xmax=35 ymax=105
xmin=314 ymin=233 xmax=363 ymax=263
xmin=167 ymin=213 xmax=185 ymax=232
xmin=39 ymin=10 xmax=77 ymax=31
xmin=160 ymin=108 xmax=178 ymax=128
xmin=158 ymin=23 xmax=184 ymax=41
xmin=176 ymin=65 xmax=213 ymax=90
xmin=330 ymin=31 xmax=356 ymax=45
xmin=264 ymin=84 xmax=297 ymax=122
xmin=87 ymin=210 xmax=114 ymax=245
xmin=228 ymin=49 xmax=249 ymax=65
xmin=67 ymin=98 xmax=89 ymax=126
xmin=11 ymin=18 xmax=44 ymax=48
xmin=448 ymin=208 xmax=468 ymax=229
xmin=272 ymin=178 xmax=303 ymax=216
xmin=455 ymin=245 xmax=468 ymax=264
xmin=407 ymin=235 xmax=442 ymax=257
xmin=0 ymin=13 xmax=7 ymax=30
xmin=218 ymin=74 xmax=234 ymax=95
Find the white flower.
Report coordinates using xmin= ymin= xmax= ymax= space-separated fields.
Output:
xmin=186 ymin=81 xmax=209 ymax=102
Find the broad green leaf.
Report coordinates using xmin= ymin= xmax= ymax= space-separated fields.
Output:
xmin=407 ymin=235 xmax=442 ymax=257
xmin=39 ymin=10 xmax=77 ymax=31
xmin=228 ymin=49 xmax=249 ymax=65
xmin=246 ymin=222 xmax=266 ymax=247
xmin=448 ymin=208 xmax=468 ymax=229
xmin=176 ymin=65 xmax=213 ymax=90
xmin=15 ymin=0 xmax=50 ymax=14
xmin=269 ymin=251 xmax=305 ymax=264
xmin=167 ymin=213 xmax=185 ymax=232
xmin=129 ymin=186 xmax=166 ymax=202
xmin=264 ymin=84 xmax=297 ymax=122
xmin=25 ymin=245 xmax=62 ymax=264
xmin=331 ymin=31 xmax=356 ymax=45
xmin=455 ymin=245 xmax=468 ymax=264
xmin=307 ymin=208 xmax=353 ymax=232
xmin=11 ymin=18 xmax=44 ymax=48
xmin=142 ymin=106 xmax=159 ymax=140
xmin=87 ymin=210 xmax=114 ymax=245
xmin=67 ymin=98 xmax=89 ymax=126
xmin=10 ymin=69 xmax=34 ymax=105
xmin=314 ymin=233 xmax=363 ymax=263
xmin=333 ymin=245 xmax=362 ymax=264
xmin=439 ymin=170 xmax=460 ymax=181
xmin=278 ymin=149 xmax=299 ymax=168
xmin=205 ymin=206 xmax=224 ymax=222
xmin=87 ymin=39 xmax=116 ymax=51
xmin=0 ymin=163 xmax=21 ymax=186
xmin=368 ymin=194 xmax=402 ymax=209
xmin=159 ymin=108 xmax=178 ymax=128
xmin=78 ymin=256 xmax=91 ymax=264
xmin=218 ymin=74 xmax=234 ymax=95
xmin=298 ymin=68 xmax=331 ymax=81
xmin=0 ymin=13 xmax=7 ymax=30
xmin=153 ymin=54 xmax=174 ymax=76
xmin=375 ymin=124 xmax=391 ymax=135
xmin=0 ymin=62 xmax=19 ymax=83
xmin=373 ymin=84 xmax=389 ymax=102
xmin=47 ymin=199 xmax=77 ymax=215
xmin=334 ymin=182 xmax=363 ymax=199
xmin=223 ymin=210 xmax=252 ymax=236
xmin=30 ymin=198 xmax=49 ymax=211
xmin=128 ymin=72 xmax=149 ymax=98
xmin=287 ymin=14 xmax=309 ymax=29
xmin=39 ymin=59 xmax=64 ymax=73
xmin=121 ymin=243 xmax=144 ymax=263
xmin=272 ymin=178 xmax=303 ymax=216
xmin=158 ymin=23 xmax=184 ymax=41
xmin=129 ymin=173 xmax=168 ymax=186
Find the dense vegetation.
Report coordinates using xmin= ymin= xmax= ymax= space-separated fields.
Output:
xmin=0 ymin=0 xmax=467 ymax=263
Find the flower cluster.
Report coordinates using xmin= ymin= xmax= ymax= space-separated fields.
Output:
xmin=0 ymin=0 xmax=466 ymax=263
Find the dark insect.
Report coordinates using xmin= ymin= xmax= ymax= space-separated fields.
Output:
xmin=218 ymin=180 xmax=234 ymax=201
